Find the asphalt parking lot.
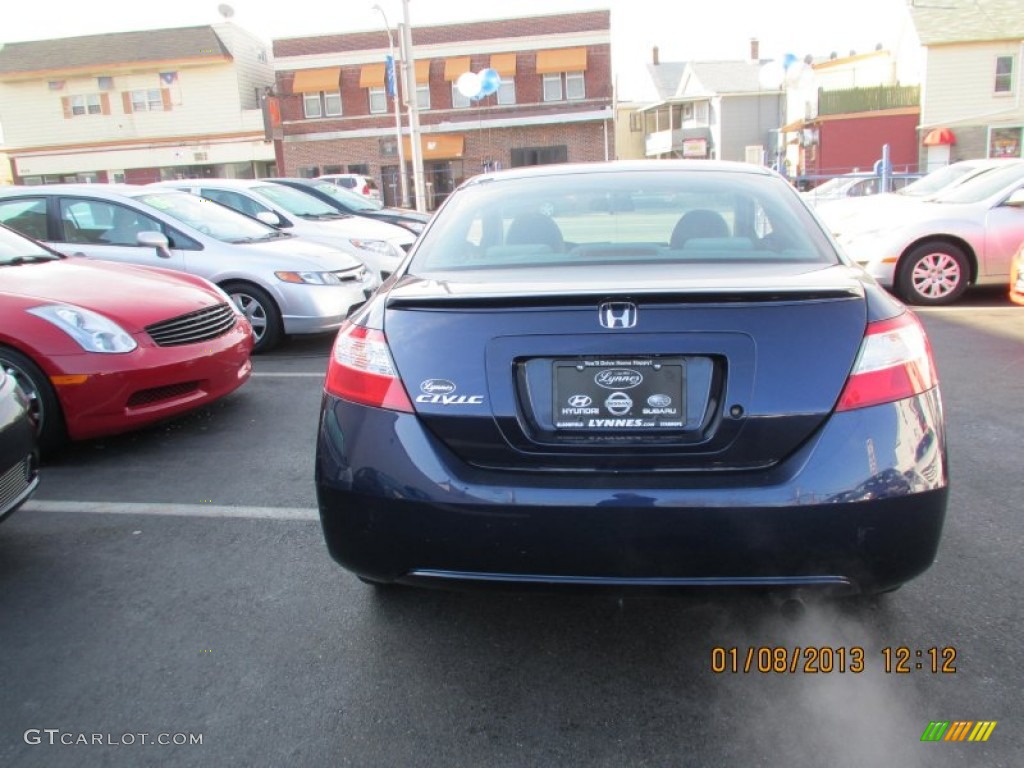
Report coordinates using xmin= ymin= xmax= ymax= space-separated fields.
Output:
xmin=2 ymin=289 xmax=1022 ymax=767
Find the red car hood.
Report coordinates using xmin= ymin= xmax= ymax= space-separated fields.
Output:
xmin=0 ymin=258 xmax=224 ymax=333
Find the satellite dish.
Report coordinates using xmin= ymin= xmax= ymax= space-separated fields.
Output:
xmin=218 ymin=4 xmax=235 ymax=19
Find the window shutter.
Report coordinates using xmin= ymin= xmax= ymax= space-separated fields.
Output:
xmin=61 ymin=96 xmax=72 ymax=119
xmin=161 ymin=88 xmax=173 ymax=111
xmin=122 ymin=92 xmax=133 ymax=114
xmin=100 ymin=93 xmax=111 ymax=115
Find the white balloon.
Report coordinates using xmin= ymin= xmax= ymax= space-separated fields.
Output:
xmin=456 ymin=71 xmax=482 ymax=99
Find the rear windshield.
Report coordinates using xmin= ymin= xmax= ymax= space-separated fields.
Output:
xmin=408 ymin=168 xmax=838 ymax=275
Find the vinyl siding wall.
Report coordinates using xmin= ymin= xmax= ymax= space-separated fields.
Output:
xmin=922 ymin=41 xmax=1024 ymax=129
xmin=0 ymin=64 xmax=253 ymax=150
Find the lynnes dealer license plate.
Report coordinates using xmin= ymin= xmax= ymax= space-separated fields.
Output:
xmin=553 ymin=357 xmax=686 ymax=430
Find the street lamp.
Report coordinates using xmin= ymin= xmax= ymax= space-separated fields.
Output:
xmin=371 ymin=4 xmax=410 ymax=208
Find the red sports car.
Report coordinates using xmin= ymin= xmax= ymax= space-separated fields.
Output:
xmin=0 ymin=223 xmax=252 ymax=451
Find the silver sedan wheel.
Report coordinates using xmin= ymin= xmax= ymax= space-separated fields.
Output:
xmin=910 ymin=251 xmax=963 ymax=300
xmin=229 ymin=291 xmax=269 ymax=344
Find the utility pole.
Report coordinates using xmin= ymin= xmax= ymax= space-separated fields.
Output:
xmin=399 ymin=0 xmax=427 ymax=212
xmin=371 ymin=4 xmax=409 ymax=208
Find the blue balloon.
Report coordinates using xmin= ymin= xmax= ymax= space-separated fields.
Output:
xmin=783 ymin=53 xmax=798 ymax=71
xmin=478 ymin=68 xmax=501 ymax=96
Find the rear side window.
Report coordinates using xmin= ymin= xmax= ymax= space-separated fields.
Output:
xmin=410 ymin=169 xmax=838 ymax=274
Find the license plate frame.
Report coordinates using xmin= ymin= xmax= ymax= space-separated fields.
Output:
xmin=552 ymin=357 xmax=686 ymax=431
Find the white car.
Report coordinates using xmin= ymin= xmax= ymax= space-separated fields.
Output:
xmin=154 ymin=179 xmax=414 ymax=280
xmin=837 ymin=162 xmax=1024 ymax=304
xmin=816 ymin=158 xmax=1024 ymax=237
xmin=316 ymin=173 xmax=382 ymax=201
xmin=800 ymin=172 xmax=919 ymax=207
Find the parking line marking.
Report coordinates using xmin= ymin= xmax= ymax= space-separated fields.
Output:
xmin=23 ymin=500 xmax=318 ymax=521
xmin=251 ymin=372 xmax=324 ymax=378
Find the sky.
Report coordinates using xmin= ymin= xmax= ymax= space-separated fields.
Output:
xmin=0 ymin=0 xmax=917 ymax=97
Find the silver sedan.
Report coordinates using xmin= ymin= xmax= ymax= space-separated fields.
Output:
xmin=0 ymin=185 xmax=377 ymax=352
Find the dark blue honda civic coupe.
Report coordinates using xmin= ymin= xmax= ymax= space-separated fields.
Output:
xmin=314 ymin=160 xmax=948 ymax=596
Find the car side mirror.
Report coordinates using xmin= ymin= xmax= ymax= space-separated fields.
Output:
xmin=1004 ymin=189 xmax=1024 ymax=208
xmin=256 ymin=211 xmax=281 ymax=227
xmin=136 ymin=230 xmax=172 ymax=258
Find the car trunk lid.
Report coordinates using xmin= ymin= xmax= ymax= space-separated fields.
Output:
xmin=383 ymin=264 xmax=868 ymax=472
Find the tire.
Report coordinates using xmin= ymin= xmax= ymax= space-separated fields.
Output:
xmin=221 ymin=282 xmax=283 ymax=354
xmin=0 ymin=346 xmax=67 ymax=453
xmin=895 ymin=242 xmax=970 ymax=305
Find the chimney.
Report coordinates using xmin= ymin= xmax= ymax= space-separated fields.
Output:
xmin=750 ymin=38 xmax=760 ymax=61
xmin=652 ymin=46 xmax=660 ymax=65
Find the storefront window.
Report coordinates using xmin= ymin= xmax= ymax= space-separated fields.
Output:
xmin=989 ymin=127 xmax=1022 ymax=158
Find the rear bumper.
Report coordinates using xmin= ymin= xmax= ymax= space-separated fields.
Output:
xmin=315 ymin=390 xmax=948 ymax=594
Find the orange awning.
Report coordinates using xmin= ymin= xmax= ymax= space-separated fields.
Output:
xmin=489 ymin=53 xmax=517 ymax=77
xmin=923 ymin=127 xmax=956 ymax=146
xmin=443 ymin=57 xmax=471 ymax=81
xmin=535 ymin=47 xmax=588 ymax=74
xmin=359 ymin=63 xmax=386 ymax=88
xmin=413 ymin=59 xmax=431 ymax=84
xmin=292 ymin=67 xmax=340 ymax=93
xmin=402 ymin=134 xmax=464 ymax=160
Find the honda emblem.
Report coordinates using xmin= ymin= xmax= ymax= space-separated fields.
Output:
xmin=598 ymin=302 xmax=637 ymax=329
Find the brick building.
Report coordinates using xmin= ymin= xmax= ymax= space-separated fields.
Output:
xmin=272 ymin=10 xmax=613 ymax=209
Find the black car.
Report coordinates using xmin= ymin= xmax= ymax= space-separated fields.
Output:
xmin=265 ymin=178 xmax=430 ymax=235
xmin=0 ymin=368 xmax=39 ymax=523
xmin=314 ymin=161 xmax=948 ymax=597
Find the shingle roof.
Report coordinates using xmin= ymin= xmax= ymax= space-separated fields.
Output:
xmin=645 ymin=63 xmax=687 ymax=101
xmin=910 ymin=0 xmax=1024 ymax=45
xmin=685 ymin=61 xmax=768 ymax=95
xmin=0 ymin=26 xmax=231 ymax=76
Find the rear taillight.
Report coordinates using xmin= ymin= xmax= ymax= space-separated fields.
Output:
xmin=836 ymin=312 xmax=938 ymax=412
xmin=325 ymin=322 xmax=413 ymax=412
xmin=362 ymin=184 xmax=371 ymax=196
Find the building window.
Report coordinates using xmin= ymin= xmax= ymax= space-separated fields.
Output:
xmin=303 ymin=91 xmax=341 ymax=118
xmin=369 ymin=87 xmax=388 ymax=114
xmin=323 ymin=165 xmax=343 ymax=175
xmin=497 ymin=80 xmax=516 ymax=105
xmin=71 ymin=93 xmax=103 ymax=115
xmin=543 ymin=72 xmax=584 ymax=102
xmin=298 ymin=167 xmax=319 ymax=178
xmin=510 ymin=145 xmax=568 ymax=167
xmin=629 ymin=112 xmax=643 ymax=132
xmin=695 ymin=102 xmax=709 ymax=124
xmin=542 ymin=73 xmax=562 ymax=102
xmin=324 ymin=92 xmax=342 ymax=116
xmin=565 ymin=72 xmax=585 ymax=100
xmin=995 ymin=55 xmax=1014 ymax=93
xmin=130 ymin=89 xmax=164 ymax=112
xmin=416 ymin=84 xmax=430 ymax=110
xmin=452 ymin=83 xmax=471 ymax=109
xmin=989 ymin=126 xmax=1022 ymax=158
